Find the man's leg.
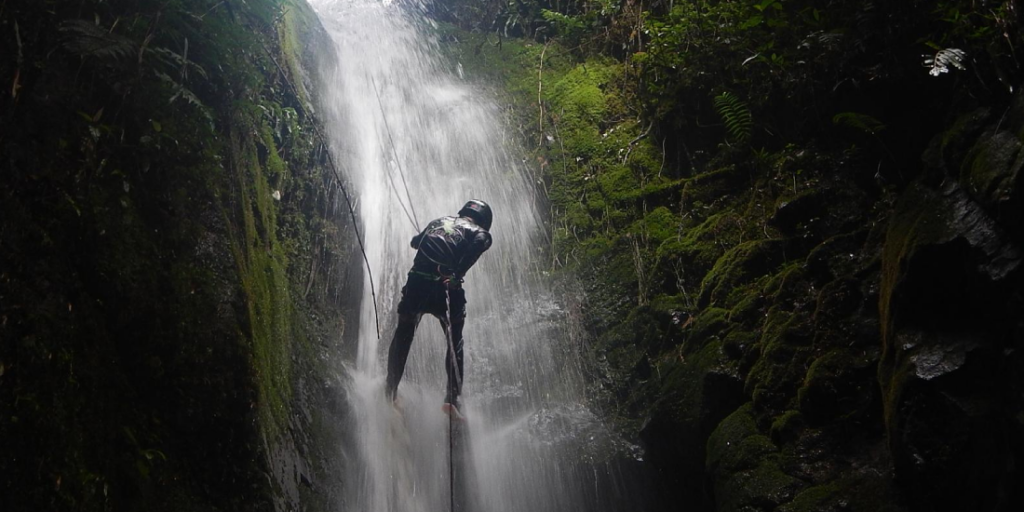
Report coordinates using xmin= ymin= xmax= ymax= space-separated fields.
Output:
xmin=440 ymin=316 xmax=465 ymax=406
xmin=441 ymin=288 xmax=467 ymax=407
xmin=385 ymin=312 xmax=421 ymax=401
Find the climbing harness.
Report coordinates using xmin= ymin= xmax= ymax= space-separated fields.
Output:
xmin=408 ymin=269 xmax=443 ymax=281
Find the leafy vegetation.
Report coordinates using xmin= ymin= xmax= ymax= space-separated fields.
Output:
xmin=435 ymin=0 xmax=1024 ymax=510
xmin=1 ymin=1 xmax=352 ymax=510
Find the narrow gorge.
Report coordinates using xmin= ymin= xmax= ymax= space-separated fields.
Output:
xmin=1 ymin=1 xmax=1021 ymax=512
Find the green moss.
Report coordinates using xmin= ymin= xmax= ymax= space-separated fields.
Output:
xmin=699 ymin=239 xmax=787 ymax=307
xmin=777 ymin=481 xmax=840 ymax=512
xmin=769 ymin=410 xmax=805 ymax=444
xmin=727 ymin=283 xmax=765 ymax=324
xmin=652 ymin=211 xmax=749 ymax=295
xmin=761 ymin=261 xmax=805 ymax=301
xmin=650 ymin=294 xmax=689 ymax=314
xmin=549 ymin=61 xmax=618 ymax=126
xmin=960 ymin=130 xmax=1022 ymax=209
xmin=878 ymin=182 xmax=955 ymax=434
xmin=722 ymin=329 xmax=757 ymax=360
xmin=633 ymin=206 xmax=679 ymax=242
xmin=797 ymin=345 xmax=878 ymax=424
xmin=717 ymin=460 xmax=804 ymax=512
xmin=687 ymin=307 xmax=731 ymax=346
xmin=707 ymin=403 xmax=766 ymax=472
xmin=598 ymin=306 xmax=664 ymax=351
xmin=0 ymin=0 xmax=348 ymax=509
xmin=681 ymin=166 xmax=745 ymax=213
xmin=707 ymin=403 xmax=804 ymax=512
xmin=778 ymin=475 xmax=907 ymax=512
xmin=653 ymin=338 xmax=742 ymax=458
xmin=745 ymin=307 xmax=813 ymax=410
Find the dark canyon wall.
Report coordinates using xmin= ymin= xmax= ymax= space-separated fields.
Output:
xmin=0 ymin=1 xmax=356 ymax=510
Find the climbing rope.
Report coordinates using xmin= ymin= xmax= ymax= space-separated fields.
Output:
xmin=376 ymin=128 xmax=421 ymax=231
xmin=265 ymin=35 xmax=459 ymax=509
xmin=443 ymin=277 xmax=464 ymax=512
xmin=371 ymin=75 xmax=421 ymax=231
xmin=259 ymin=41 xmax=382 ymax=339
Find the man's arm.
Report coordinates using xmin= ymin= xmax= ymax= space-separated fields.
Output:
xmin=455 ymin=231 xmax=492 ymax=275
xmin=410 ymin=226 xmax=429 ymax=249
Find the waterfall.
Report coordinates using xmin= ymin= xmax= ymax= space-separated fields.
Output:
xmin=310 ymin=1 xmax=648 ymax=510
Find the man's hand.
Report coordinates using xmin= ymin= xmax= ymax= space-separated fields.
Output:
xmin=442 ymin=275 xmax=463 ymax=290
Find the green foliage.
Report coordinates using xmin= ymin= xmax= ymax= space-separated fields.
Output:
xmin=550 ymin=62 xmax=616 ymax=128
xmin=542 ymin=9 xmax=585 ymax=38
xmin=1 ymin=0 xmax=347 ymax=510
xmin=832 ymin=112 xmax=886 ymax=135
xmin=714 ymin=92 xmax=754 ymax=144
xmin=58 ymin=19 xmax=137 ymax=60
xmin=439 ymin=1 xmax=1024 ymax=510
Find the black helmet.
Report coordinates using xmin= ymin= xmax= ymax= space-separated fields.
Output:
xmin=458 ymin=199 xmax=492 ymax=230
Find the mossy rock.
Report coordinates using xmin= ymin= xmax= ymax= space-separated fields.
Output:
xmin=658 ymin=211 xmax=747 ymax=284
xmin=685 ymin=307 xmax=731 ymax=349
xmin=632 ymin=206 xmax=681 ymax=243
xmin=797 ymin=347 xmax=878 ymax=424
xmin=699 ymin=239 xmax=789 ymax=308
xmin=922 ymin=107 xmax=991 ymax=178
xmin=777 ymin=475 xmax=906 ymax=512
xmin=769 ymin=410 xmax=806 ymax=445
xmin=707 ymin=403 xmax=805 ymax=512
xmin=745 ymin=308 xmax=814 ymax=412
xmin=960 ymin=129 xmax=1024 ymax=228
xmin=770 ymin=190 xmax=824 ymax=237
xmin=660 ymin=338 xmax=744 ymax=429
xmin=879 ymin=176 xmax=1023 ymax=511
xmin=727 ymin=283 xmax=766 ymax=325
xmin=548 ymin=60 xmax=619 ymax=126
xmin=681 ymin=166 xmax=747 ymax=213
xmin=811 ymin=277 xmax=864 ymax=327
xmin=707 ymin=403 xmax=776 ymax=475
xmin=804 ymin=231 xmax=870 ymax=285
xmin=715 ymin=460 xmax=805 ymax=512
xmin=598 ymin=306 xmax=672 ymax=350
xmin=722 ymin=329 xmax=758 ymax=362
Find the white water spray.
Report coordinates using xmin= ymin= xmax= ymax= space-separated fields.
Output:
xmin=311 ymin=1 xmax=646 ymax=510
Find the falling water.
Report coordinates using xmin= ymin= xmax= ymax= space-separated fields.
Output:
xmin=310 ymin=1 xmax=649 ymax=510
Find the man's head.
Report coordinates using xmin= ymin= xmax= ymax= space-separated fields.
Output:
xmin=458 ymin=199 xmax=492 ymax=230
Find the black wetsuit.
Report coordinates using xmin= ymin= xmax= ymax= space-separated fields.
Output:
xmin=385 ymin=215 xmax=492 ymax=407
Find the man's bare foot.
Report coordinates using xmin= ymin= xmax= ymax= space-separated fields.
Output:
xmin=387 ymin=393 xmax=404 ymax=413
xmin=441 ymin=403 xmax=466 ymax=422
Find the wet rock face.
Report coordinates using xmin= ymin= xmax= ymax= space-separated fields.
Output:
xmin=880 ymin=104 xmax=1024 ymax=511
xmin=588 ymin=96 xmax=1024 ymax=512
xmin=0 ymin=2 xmax=353 ymax=510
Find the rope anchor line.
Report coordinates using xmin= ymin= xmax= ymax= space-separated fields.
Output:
xmin=268 ymin=38 xmax=459 ymax=510
xmin=444 ymin=285 xmax=463 ymax=512
xmin=258 ymin=39 xmax=382 ymax=339
xmin=371 ymin=74 xmax=421 ymax=232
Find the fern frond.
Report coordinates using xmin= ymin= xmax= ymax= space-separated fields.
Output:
xmin=151 ymin=47 xmax=209 ymax=80
xmin=713 ymin=91 xmax=753 ymax=143
xmin=154 ymin=70 xmax=214 ymax=128
xmin=833 ymin=112 xmax=886 ymax=134
xmin=59 ymin=20 xmax=135 ymax=61
xmin=923 ymin=48 xmax=967 ymax=76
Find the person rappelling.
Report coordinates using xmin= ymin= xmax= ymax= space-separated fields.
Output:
xmin=385 ymin=200 xmax=493 ymax=420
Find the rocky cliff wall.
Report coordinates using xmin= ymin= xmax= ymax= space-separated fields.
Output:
xmin=0 ymin=1 xmax=357 ymax=510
